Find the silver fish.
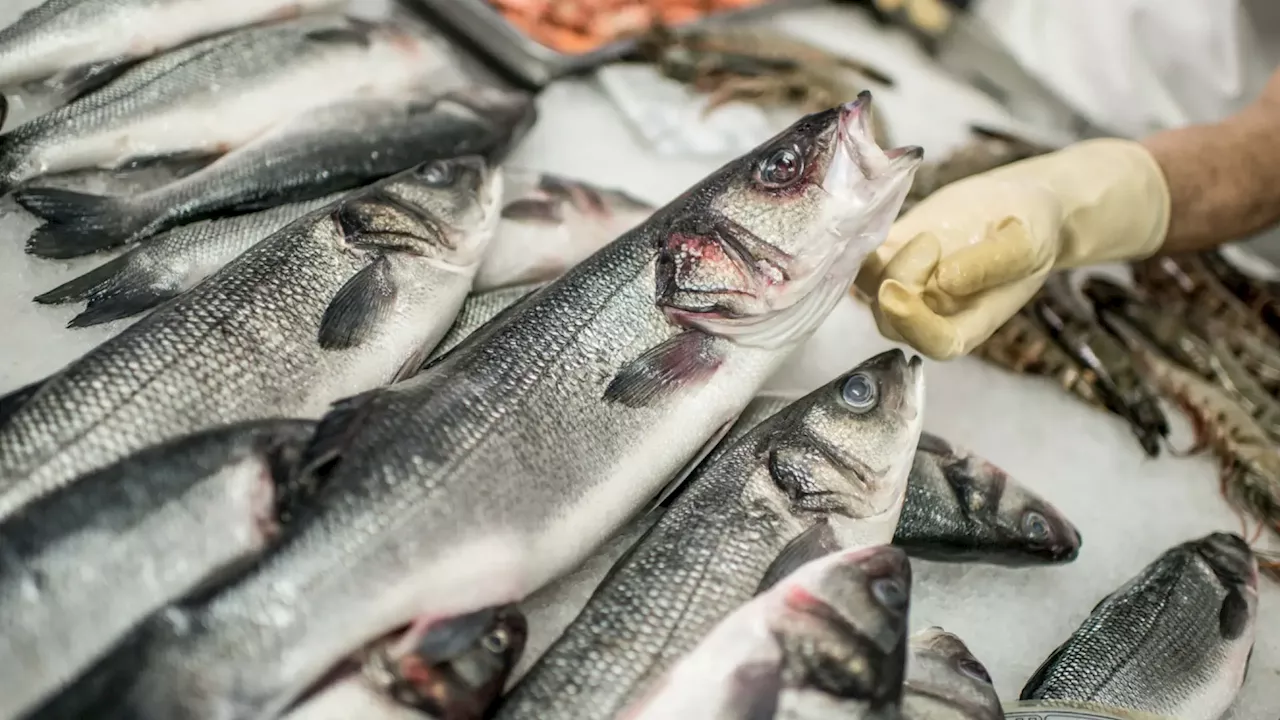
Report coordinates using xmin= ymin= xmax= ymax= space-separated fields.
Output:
xmin=903 ymin=627 xmax=1001 ymax=720
xmin=0 ymin=0 xmax=342 ymax=97
xmin=0 ymin=419 xmax=315 ymax=720
xmin=892 ymin=433 xmax=1080 ymax=565
xmin=618 ymin=545 xmax=912 ymax=720
xmin=498 ymin=350 xmax=924 ymax=719
xmin=0 ymin=156 xmax=502 ymax=516
xmin=16 ymin=87 xmax=535 ymax=256
xmin=0 ymin=15 xmax=441 ymax=208
xmin=58 ymin=94 xmax=921 ymax=720
xmin=717 ymin=396 xmax=1081 ymax=565
xmin=1020 ymin=532 xmax=1258 ymax=720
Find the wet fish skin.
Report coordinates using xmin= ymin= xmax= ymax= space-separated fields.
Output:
xmin=619 ymin=545 xmax=912 ymax=720
xmin=424 ymin=282 xmax=546 ymax=365
xmin=0 ymin=156 xmax=502 ymax=515
xmin=70 ymin=96 xmax=921 ymax=720
xmin=17 ymin=86 xmax=536 ymax=255
xmin=892 ymin=432 xmax=1080 ymax=566
xmin=497 ymin=350 xmax=925 ymax=719
xmin=0 ymin=0 xmax=343 ymax=94
xmin=1020 ymin=532 xmax=1258 ymax=720
xmin=903 ymin=627 xmax=1001 ymax=720
xmin=0 ymin=418 xmax=316 ymax=720
xmin=0 ymin=15 xmax=440 ymax=203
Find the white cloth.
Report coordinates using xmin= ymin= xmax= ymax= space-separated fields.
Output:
xmin=975 ymin=0 xmax=1280 ymax=137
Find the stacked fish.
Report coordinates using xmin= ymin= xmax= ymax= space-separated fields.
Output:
xmin=0 ymin=3 xmax=1263 ymax=720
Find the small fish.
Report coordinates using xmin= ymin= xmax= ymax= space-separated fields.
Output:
xmin=903 ymin=627 xmax=1001 ymax=720
xmin=16 ymin=87 xmax=535 ymax=256
xmin=55 ymin=94 xmax=921 ymax=720
xmin=497 ymin=350 xmax=924 ymax=719
xmin=0 ymin=419 xmax=315 ymax=720
xmin=892 ymin=432 xmax=1080 ymax=566
xmin=618 ymin=545 xmax=912 ymax=720
xmin=0 ymin=0 xmax=343 ymax=99
xmin=0 ymin=15 xmax=440 ymax=203
xmin=1020 ymin=532 xmax=1258 ymax=720
xmin=0 ymin=156 xmax=502 ymax=516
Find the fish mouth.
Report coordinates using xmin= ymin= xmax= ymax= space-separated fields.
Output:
xmin=1194 ymin=532 xmax=1258 ymax=590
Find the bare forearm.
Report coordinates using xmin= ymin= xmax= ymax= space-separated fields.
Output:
xmin=1143 ymin=70 xmax=1280 ymax=254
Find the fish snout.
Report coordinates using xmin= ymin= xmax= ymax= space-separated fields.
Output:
xmin=1196 ymin=532 xmax=1258 ymax=590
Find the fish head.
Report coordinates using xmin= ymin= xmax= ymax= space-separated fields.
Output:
xmin=770 ymin=545 xmax=911 ymax=715
xmin=360 ymin=155 xmax=504 ymax=270
xmin=903 ymin=627 xmax=1002 ymax=720
xmin=772 ymin=349 xmax=924 ymax=545
xmin=914 ymin=433 xmax=1081 ymax=565
xmin=657 ymin=92 xmax=923 ymax=348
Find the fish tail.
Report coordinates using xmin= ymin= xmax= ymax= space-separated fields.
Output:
xmin=16 ymin=188 xmax=147 ymax=258
xmin=36 ymin=250 xmax=177 ymax=327
xmin=69 ymin=286 xmax=178 ymax=328
xmin=34 ymin=255 xmax=131 ymax=305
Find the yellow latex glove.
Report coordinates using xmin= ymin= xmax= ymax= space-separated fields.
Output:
xmin=856 ymin=138 xmax=1172 ymax=360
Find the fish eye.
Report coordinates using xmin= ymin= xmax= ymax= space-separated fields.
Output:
xmin=957 ymin=657 xmax=992 ymax=684
xmin=757 ymin=145 xmax=804 ymax=189
xmin=1021 ymin=511 xmax=1051 ymax=543
xmin=841 ymin=373 xmax=878 ymax=412
xmin=418 ymin=161 xmax=457 ymax=186
xmin=482 ymin=628 xmax=509 ymax=654
xmin=870 ymin=577 xmax=907 ymax=611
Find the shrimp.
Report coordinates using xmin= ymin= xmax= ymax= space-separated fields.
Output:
xmin=974 ymin=308 xmax=1106 ymax=408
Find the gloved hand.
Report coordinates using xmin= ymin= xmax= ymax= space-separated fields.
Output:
xmin=855 ymin=138 xmax=1172 ymax=359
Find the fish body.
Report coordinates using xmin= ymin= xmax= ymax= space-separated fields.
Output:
xmin=619 ymin=545 xmax=912 ymax=720
xmin=0 ymin=419 xmax=315 ymax=720
xmin=902 ymin=628 xmax=1001 ymax=720
xmin=0 ymin=157 xmax=502 ymax=515
xmin=0 ymin=0 xmax=343 ymax=94
xmin=1020 ymin=533 xmax=1258 ymax=720
xmin=892 ymin=432 xmax=1080 ymax=565
xmin=57 ymin=95 xmax=921 ymax=720
xmin=0 ymin=15 xmax=440 ymax=202
xmin=17 ymin=87 xmax=536 ymax=255
xmin=498 ymin=350 xmax=925 ymax=719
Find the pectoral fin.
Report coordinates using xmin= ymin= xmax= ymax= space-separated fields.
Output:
xmin=603 ymin=331 xmax=722 ymax=408
xmin=318 ymin=256 xmax=397 ymax=350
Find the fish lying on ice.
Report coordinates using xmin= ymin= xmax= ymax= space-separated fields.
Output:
xmin=1020 ymin=532 xmax=1258 ymax=720
xmin=39 ymin=93 xmax=921 ymax=720
xmin=17 ymin=86 xmax=535 ymax=256
xmin=497 ymin=349 xmax=924 ymax=719
xmin=0 ymin=0 xmax=344 ymax=100
xmin=0 ymin=419 xmax=316 ymax=720
xmin=0 ymin=156 xmax=502 ymax=515
xmin=902 ymin=627 xmax=1001 ymax=720
xmin=618 ymin=544 xmax=913 ymax=720
xmin=0 ymin=14 xmax=441 ymax=208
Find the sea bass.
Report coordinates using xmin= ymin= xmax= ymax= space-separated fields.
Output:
xmin=0 ymin=156 xmax=501 ymax=515
xmin=618 ymin=545 xmax=912 ymax=720
xmin=0 ymin=419 xmax=315 ymax=720
xmin=1020 ymin=532 xmax=1258 ymax=720
xmin=717 ymin=395 xmax=1081 ymax=565
xmin=50 ymin=94 xmax=921 ymax=720
xmin=903 ymin=628 xmax=1001 ymax=720
xmin=0 ymin=15 xmax=441 ymax=201
xmin=498 ymin=350 xmax=924 ymax=719
xmin=0 ymin=0 xmax=343 ymax=97
xmin=17 ymin=86 xmax=536 ymax=256
xmin=36 ymin=172 xmax=649 ymax=330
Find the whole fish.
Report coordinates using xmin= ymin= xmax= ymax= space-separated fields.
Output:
xmin=49 ymin=94 xmax=921 ymax=720
xmin=903 ymin=627 xmax=1001 ymax=720
xmin=36 ymin=171 xmax=650 ymax=329
xmin=1020 ymin=532 xmax=1258 ymax=720
xmin=714 ymin=395 xmax=1081 ymax=565
xmin=892 ymin=432 xmax=1080 ymax=566
xmin=498 ymin=350 xmax=924 ymax=719
xmin=0 ymin=15 xmax=441 ymax=207
xmin=17 ymin=87 xmax=536 ymax=256
xmin=0 ymin=156 xmax=501 ymax=515
xmin=619 ymin=544 xmax=912 ymax=720
xmin=0 ymin=419 xmax=315 ymax=720
xmin=0 ymin=0 xmax=343 ymax=97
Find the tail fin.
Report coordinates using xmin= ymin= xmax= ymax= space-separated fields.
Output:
xmin=16 ymin=188 xmax=147 ymax=258
xmin=35 ymin=253 xmax=177 ymax=327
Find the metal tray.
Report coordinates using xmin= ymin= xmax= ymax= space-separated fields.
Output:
xmin=405 ymin=0 xmax=809 ymax=88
